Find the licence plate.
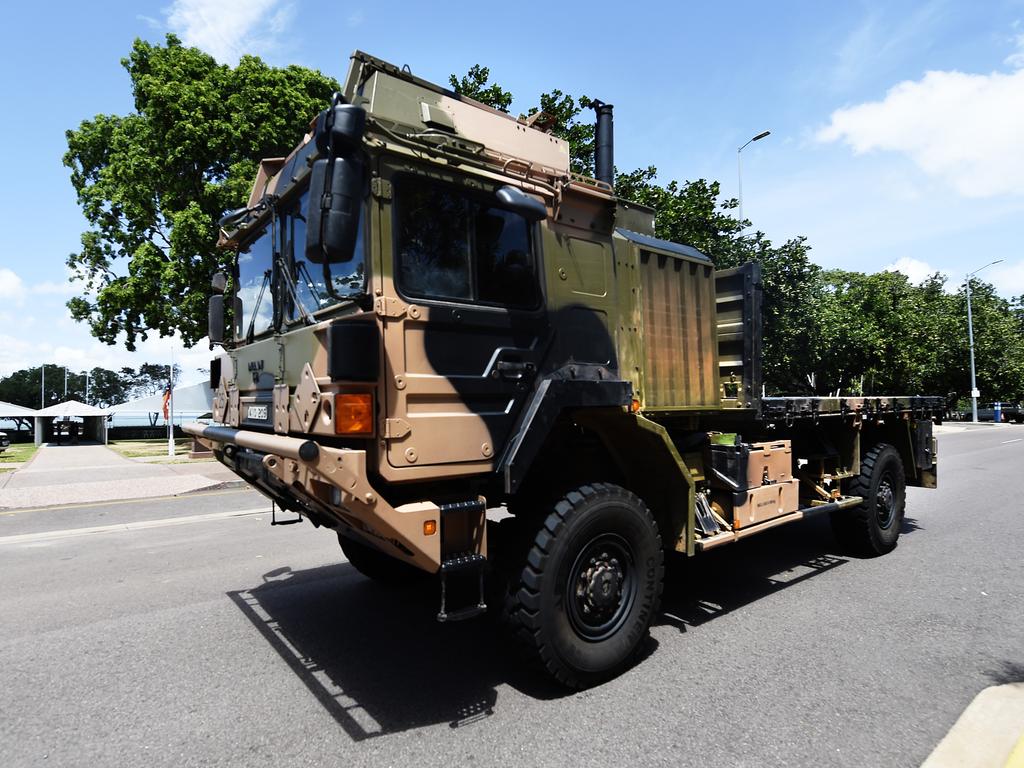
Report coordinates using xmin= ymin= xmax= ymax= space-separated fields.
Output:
xmin=247 ymin=405 xmax=269 ymax=421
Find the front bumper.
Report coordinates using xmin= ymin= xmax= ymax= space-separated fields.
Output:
xmin=183 ymin=422 xmax=442 ymax=572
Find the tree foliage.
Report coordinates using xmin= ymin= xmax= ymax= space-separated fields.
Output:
xmin=0 ymin=362 xmax=187 ymax=410
xmin=63 ymin=35 xmax=339 ymax=350
xmin=448 ymin=65 xmax=513 ymax=113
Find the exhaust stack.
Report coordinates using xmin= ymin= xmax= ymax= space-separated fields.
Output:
xmin=593 ymin=100 xmax=614 ymax=188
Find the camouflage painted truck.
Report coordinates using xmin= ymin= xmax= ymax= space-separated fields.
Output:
xmin=186 ymin=51 xmax=941 ymax=688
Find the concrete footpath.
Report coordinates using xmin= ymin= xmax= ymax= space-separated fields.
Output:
xmin=0 ymin=444 xmax=240 ymax=510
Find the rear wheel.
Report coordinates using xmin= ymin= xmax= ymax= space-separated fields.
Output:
xmin=831 ymin=443 xmax=906 ymax=556
xmin=337 ymin=532 xmax=427 ymax=585
xmin=504 ymin=483 xmax=664 ymax=688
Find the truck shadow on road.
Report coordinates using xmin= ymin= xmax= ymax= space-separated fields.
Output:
xmin=656 ymin=515 xmax=921 ymax=631
xmin=227 ymin=562 xmax=564 ymax=741
xmin=229 ymin=515 xmax=920 ymax=740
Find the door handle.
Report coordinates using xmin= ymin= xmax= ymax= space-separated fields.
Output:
xmin=494 ymin=360 xmax=533 ymax=380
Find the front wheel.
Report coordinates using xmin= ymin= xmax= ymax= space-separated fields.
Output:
xmin=831 ymin=443 xmax=906 ymax=556
xmin=504 ymin=483 xmax=664 ymax=688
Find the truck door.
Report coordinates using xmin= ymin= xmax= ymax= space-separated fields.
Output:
xmin=378 ymin=169 xmax=547 ymax=472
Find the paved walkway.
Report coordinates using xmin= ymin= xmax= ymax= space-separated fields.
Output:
xmin=0 ymin=444 xmax=240 ymax=510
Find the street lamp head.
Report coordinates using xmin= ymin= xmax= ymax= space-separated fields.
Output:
xmin=738 ymin=130 xmax=772 ymax=153
xmin=967 ymin=259 xmax=1004 ymax=278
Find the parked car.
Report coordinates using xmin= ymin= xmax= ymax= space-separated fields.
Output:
xmin=0 ymin=431 xmax=10 ymax=453
xmin=975 ymin=403 xmax=1024 ymax=423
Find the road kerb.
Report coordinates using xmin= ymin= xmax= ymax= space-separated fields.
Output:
xmin=921 ymin=683 xmax=1024 ymax=768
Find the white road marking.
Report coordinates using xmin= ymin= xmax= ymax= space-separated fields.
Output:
xmin=1001 ymin=438 xmax=1023 ymax=444
xmin=0 ymin=507 xmax=269 ymax=545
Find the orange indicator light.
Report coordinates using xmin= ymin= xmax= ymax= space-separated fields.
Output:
xmin=631 ymin=398 xmax=642 ymax=413
xmin=423 ymin=520 xmax=437 ymax=536
xmin=334 ymin=393 xmax=374 ymax=435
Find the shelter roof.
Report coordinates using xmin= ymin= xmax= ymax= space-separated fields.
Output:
xmin=34 ymin=400 xmax=109 ymax=417
xmin=106 ymin=382 xmax=213 ymax=414
xmin=0 ymin=400 xmax=38 ymax=418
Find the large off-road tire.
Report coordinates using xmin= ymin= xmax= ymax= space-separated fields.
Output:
xmin=505 ymin=483 xmax=664 ymax=689
xmin=831 ymin=443 xmax=906 ymax=556
xmin=337 ymin=532 xmax=426 ymax=585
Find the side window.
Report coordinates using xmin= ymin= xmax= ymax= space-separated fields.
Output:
xmin=395 ymin=175 xmax=539 ymax=308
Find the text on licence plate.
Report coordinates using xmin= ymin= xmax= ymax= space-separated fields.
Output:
xmin=247 ymin=405 xmax=268 ymax=420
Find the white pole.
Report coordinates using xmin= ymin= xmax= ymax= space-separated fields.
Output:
xmin=965 ymin=259 xmax=1003 ymax=424
xmin=40 ymin=364 xmax=45 ymax=408
xmin=966 ymin=277 xmax=978 ymax=423
xmin=86 ymin=372 xmax=90 ymax=404
xmin=64 ymin=366 xmax=68 ymax=399
xmin=168 ymin=344 xmax=175 ymax=458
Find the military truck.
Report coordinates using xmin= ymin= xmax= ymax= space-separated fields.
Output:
xmin=186 ymin=51 xmax=941 ymax=688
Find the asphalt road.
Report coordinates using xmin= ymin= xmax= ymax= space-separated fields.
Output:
xmin=1 ymin=426 xmax=1021 ymax=767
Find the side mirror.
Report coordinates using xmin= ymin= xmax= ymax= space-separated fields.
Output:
xmin=211 ymin=271 xmax=227 ymax=294
xmin=314 ymin=101 xmax=366 ymax=155
xmin=306 ymin=157 xmax=363 ymax=264
xmin=307 ymin=102 xmax=367 ymax=265
xmin=496 ymin=185 xmax=547 ymax=222
xmin=208 ymin=295 xmax=225 ymax=346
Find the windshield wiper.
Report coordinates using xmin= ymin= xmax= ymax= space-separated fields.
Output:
xmin=245 ymin=269 xmax=271 ymax=343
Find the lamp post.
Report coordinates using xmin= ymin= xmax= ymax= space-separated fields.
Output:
xmin=738 ymin=130 xmax=771 ymax=227
xmin=965 ymin=259 xmax=1003 ymax=423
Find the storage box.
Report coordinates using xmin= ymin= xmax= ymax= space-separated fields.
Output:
xmin=747 ymin=440 xmax=793 ymax=487
xmin=707 ymin=439 xmax=793 ymax=491
xmin=731 ymin=478 xmax=799 ymax=529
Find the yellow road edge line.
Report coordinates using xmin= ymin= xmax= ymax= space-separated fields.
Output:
xmin=1005 ymin=731 xmax=1024 ymax=768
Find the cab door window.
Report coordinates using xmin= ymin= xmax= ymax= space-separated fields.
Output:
xmin=395 ymin=175 xmax=539 ymax=308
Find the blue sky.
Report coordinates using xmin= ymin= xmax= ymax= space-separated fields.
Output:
xmin=0 ymin=0 xmax=1022 ymax=382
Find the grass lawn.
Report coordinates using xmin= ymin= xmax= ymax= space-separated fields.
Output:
xmin=0 ymin=442 xmax=40 ymax=467
xmin=108 ymin=438 xmax=194 ymax=459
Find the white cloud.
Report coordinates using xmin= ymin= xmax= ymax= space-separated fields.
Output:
xmin=884 ymin=257 xmax=951 ymax=286
xmin=164 ymin=0 xmax=293 ymax=64
xmin=1006 ymin=25 xmax=1024 ymax=70
xmin=817 ymin=67 xmax=1024 ymax=198
xmin=989 ymin=260 xmax=1024 ymax=296
xmin=0 ymin=268 xmax=24 ymax=302
xmin=347 ymin=10 xmax=365 ymax=28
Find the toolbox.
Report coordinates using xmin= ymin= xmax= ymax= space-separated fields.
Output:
xmin=707 ymin=438 xmax=793 ymax=491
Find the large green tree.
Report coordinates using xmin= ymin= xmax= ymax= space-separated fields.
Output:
xmin=64 ymin=35 xmax=338 ymax=350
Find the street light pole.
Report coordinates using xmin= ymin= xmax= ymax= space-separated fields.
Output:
xmin=965 ymin=259 xmax=1003 ymax=423
xmin=737 ymin=130 xmax=771 ymax=227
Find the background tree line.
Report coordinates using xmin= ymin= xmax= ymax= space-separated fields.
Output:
xmin=61 ymin=39 xmax=1024 ymax=406
xmin=0 ymin=362 xmax=183 ymax=412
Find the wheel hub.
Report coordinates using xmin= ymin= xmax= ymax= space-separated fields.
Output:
xmin=576 ymin=554 xmax=624 ymax=617
xmin=876 ymin=477 xmax=896 ymax=529
xmin=566 ymin=534 xmax=636 ymax=641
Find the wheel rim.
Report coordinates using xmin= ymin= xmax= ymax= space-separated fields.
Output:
xmin=876 ymin=473 xmax=897 ymax=530
xmin=566 ymin=533 xmax=637 ymax=642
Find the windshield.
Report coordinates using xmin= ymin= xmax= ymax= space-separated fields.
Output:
xmin=236 ymin=226 xmax=273 ymax=339
xmin=234 ymin=192 xmax=366 ymax=341
xmin=281 ymin=190 xmax=365 ymax=323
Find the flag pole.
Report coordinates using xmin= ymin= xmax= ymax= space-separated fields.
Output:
xmin=168 ymin=343 xmax=175 ymax=458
